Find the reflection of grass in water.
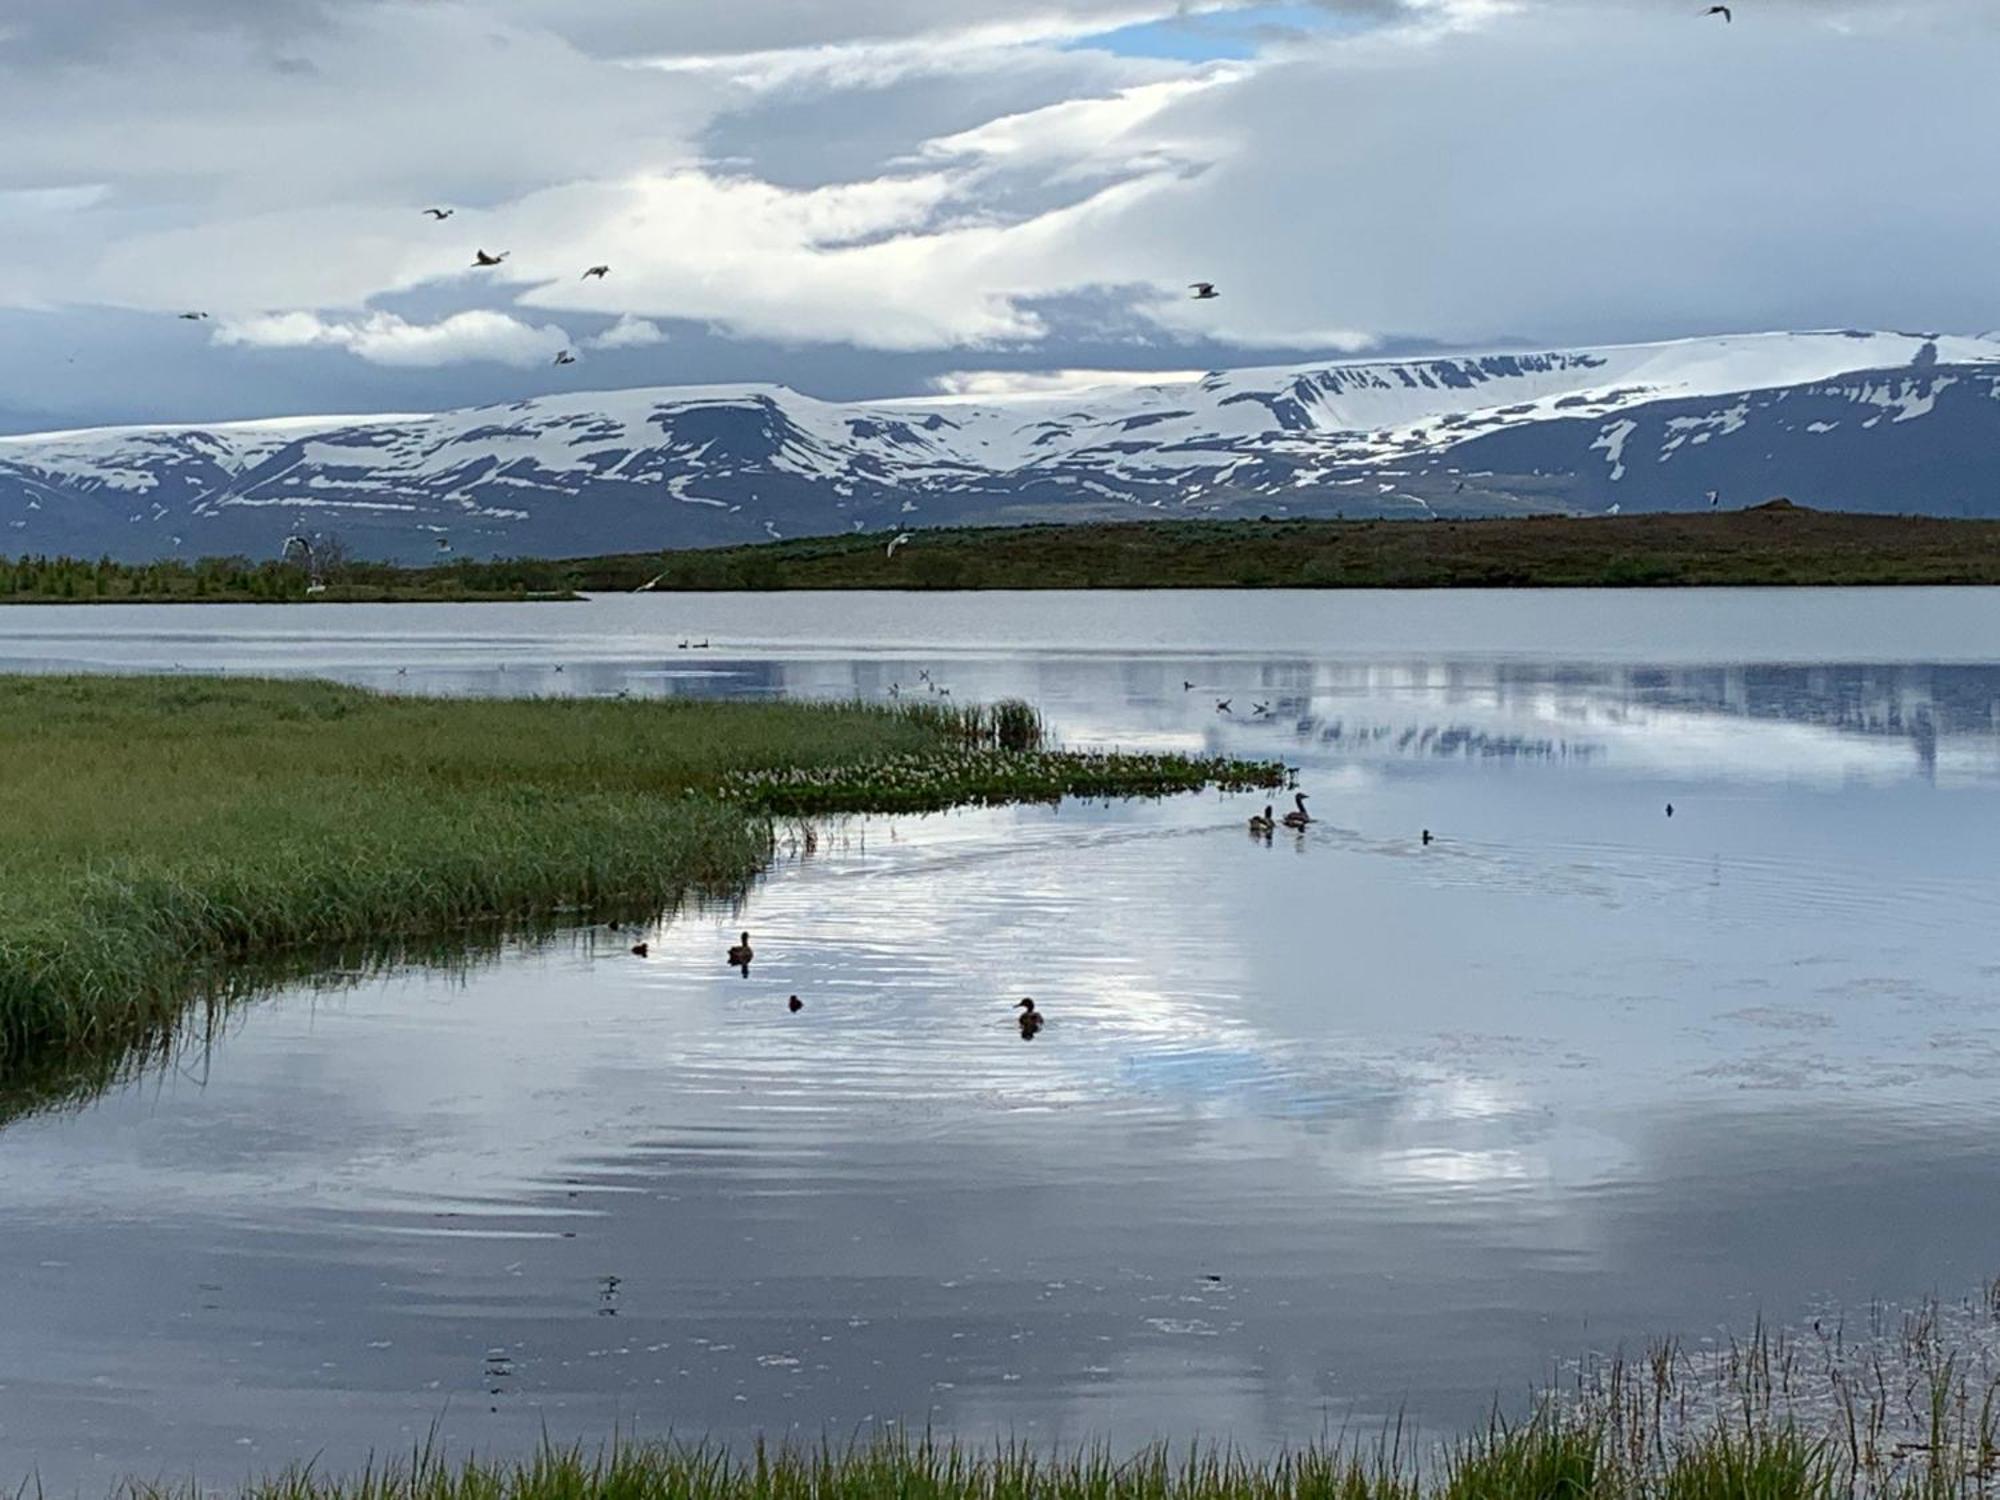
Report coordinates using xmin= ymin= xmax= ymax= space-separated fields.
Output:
xmin=0 ymin=900 xmax=728 ymax=1129
xmin=0 ymin=678 xmax=1274 ymax=1117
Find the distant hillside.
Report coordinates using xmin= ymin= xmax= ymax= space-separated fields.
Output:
xmin=529 ymin=505 xmax=2000 ymax=592
xmin=1 ymin=331 xmax=1996 ymax=562
xmin=7 ymin=506 xmax=2000 ymax=598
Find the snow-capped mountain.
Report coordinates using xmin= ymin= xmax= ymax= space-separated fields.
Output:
xmin=3 ymin=330 xmax=1996 ymax=562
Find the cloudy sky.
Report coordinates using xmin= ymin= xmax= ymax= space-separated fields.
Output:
xmin=1 ymin=0 xmax=1995 ymax=432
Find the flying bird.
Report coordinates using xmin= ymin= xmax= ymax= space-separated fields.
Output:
xmin=582 ymin=264 xmax=611 ymax=280
xmin=177 ymin=311 xmax=209 ymax=321
xmin=1216 ymin=699 xmax=1233 ymax=714
xmin=423 ymin=207 xmax=454 ymax=220
xmin=886 ymin=531 xmax=913 ymax=558
xmin=553 ymin=350 xmax=577 ymax=366
xmin=1704 ymin=4 xmax=1731 ymax=19
xmin=472 ymin=249 xmax=509 ymax=267
xmin=1189 ymin=282 xmax=1220 ymax=300
xmin=1707 ymin=489 xmax=1720 ymax=509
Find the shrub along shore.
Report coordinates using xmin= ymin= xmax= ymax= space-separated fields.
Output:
xmin=0 ymin=677 xmax=1279 ymax=1110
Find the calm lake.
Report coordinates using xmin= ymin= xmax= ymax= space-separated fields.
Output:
xmin=5 ymin=589 xmax=2000 ymax=1490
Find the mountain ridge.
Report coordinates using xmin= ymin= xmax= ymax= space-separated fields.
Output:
xmin=3 ymin=329 xmax=1995 ymax=561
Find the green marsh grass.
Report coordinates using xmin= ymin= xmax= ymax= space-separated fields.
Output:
xmin=71 ymin=1282 xmax=2000 ymax=1499
xmin=0 ymin=676 xmax=1275 ymax=1100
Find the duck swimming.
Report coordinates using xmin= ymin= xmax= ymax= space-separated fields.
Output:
xmin=728 ymin=931 xmax=754 ymax=966
xmin=787 ymin=995 xmax=803 ymax=1013
xmin=1248 ymin=804 xmax=1275 ymax=834
xmin=1281 ymin=792 xmax=1312 ymax=829
xmin=1015 ymin=997 xmax=1045 ymax=1038
xmin=630 ymin=941 xmax=649 ymax=958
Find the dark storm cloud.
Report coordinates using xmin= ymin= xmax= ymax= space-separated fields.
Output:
xmin=0 ymin=0 xmax=345 ymax=62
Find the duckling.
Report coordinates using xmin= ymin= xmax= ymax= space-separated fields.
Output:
xmin=630 ymin=941 xmax=649 ymax=958
xmin=1280 ymin=791 xmax=1312 ymax=829
xmin=1247 ymin=803 xmax=1275 ymax=834
xmin=787 ymin=995 xmax=803 ymax=1013
xmin=727 ymin=931 xmax=754 ymax=966
xmin=1015 ymin=997 xmax=1045 ymax=1038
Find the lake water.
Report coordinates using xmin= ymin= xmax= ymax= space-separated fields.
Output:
xmin=5 ymin=590 xmax=2000 ymax=1490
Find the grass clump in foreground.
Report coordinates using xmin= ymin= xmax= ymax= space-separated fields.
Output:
xmin=0 ymin=678 xmax=1278 ymax=1102
xmin=105 ymin=1413 xmax=1879 ymax=1500
xmin=124 ymin=1298 xmax=2000 ymax=1500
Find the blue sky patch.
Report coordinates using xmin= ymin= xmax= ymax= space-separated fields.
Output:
xmin=1067 ymin=4 xmax=1355 ymax=62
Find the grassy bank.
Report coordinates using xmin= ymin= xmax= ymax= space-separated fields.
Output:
xmin=117 ymin=1282 xmax=2000 ymax=1500
xmin=0 ymin=677 xmax=1276 ymax=1102
xmin=112 ymin=1344 xmax=1998 ymax=1500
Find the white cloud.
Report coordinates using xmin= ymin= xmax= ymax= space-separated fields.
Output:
xmin=589 ymin=315 xmax=665 ymax=350
xmin=9 ymin=0 xmax=2000 ymax=429
xmin=925 ymin=367 xmax=1209 ymax=399
xmin=216 ymin=310 xmax=571 ymax=367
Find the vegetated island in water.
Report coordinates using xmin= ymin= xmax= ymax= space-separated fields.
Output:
xmin=8 ymin=503 xmax=2000 ymax=602
xmin=0 ymin=676 xmax=1279 ymax=1119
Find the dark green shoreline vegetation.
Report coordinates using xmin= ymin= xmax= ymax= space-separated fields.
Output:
xmin=0 ymin=677 xmax=1278 ymax=1105
xmin=103 ymin=1282 xmax=2000 ymax=1500
xmin=12 ymin=505 xmax=2000 ymax=603
xmin=0 ymin=551 xmax=580 ymax=603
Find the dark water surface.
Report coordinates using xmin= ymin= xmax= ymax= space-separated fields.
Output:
xmin=5 ymin=591 xmax=2000 ymax=1489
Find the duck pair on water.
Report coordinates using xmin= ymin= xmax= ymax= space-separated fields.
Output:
xmin=627 ymin=931 xmax=753 ymax=965
xmin=1249 ymin=792 xmax=1312 ymax=834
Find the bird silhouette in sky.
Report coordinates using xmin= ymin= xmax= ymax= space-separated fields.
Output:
xmin=472 ymin=249 xmax=508 ymax=267
xmin=582 ymin=264 xmax=610 ymax=280
xmin=1189 ymin=282 xmax=1219 ymax=300
xmin=423 ymin=207 xmax=454 ymax=220
xmin=1704 ymin=5 xmax=1731 ymax=20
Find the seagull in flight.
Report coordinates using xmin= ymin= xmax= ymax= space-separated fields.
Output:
xmin=1189 ymin=282 xmax=1220 ymax=301
xmin=472 ymin=249 xmax=509 ymax=267
xmin=177 ymin=311 xmax=209 ymax=321
xmin=1707 ymin=489 xmax=1720 ymax=509
xmin=423 ymin=207 xmax=454 ymax=220
xmin=553 ymin=350 xmax=578 ymax=366
xmin=582 ymin=265 xmax=611 ymax=280
xmin=1704 ymin=4 xmax=1731 ymax=19
xmin=886 ymin=531 xmax=913 ymax=558
xmin=1216 ymin=699 xmax=1233 ymax=715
